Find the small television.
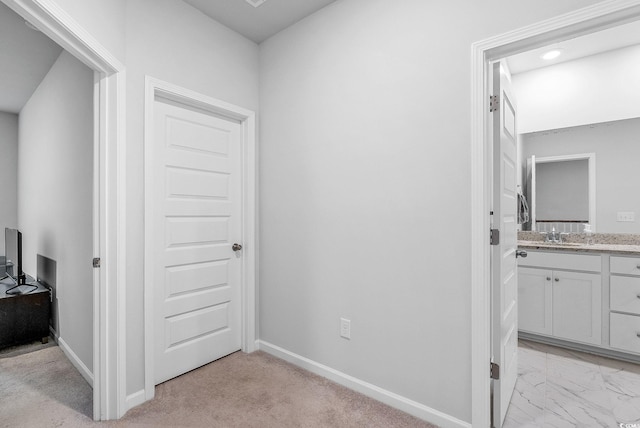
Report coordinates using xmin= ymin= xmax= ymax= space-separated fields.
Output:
xmin=4 ymin=227 xmax=35 ymax=295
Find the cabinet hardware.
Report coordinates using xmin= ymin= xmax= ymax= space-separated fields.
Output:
xmin=232 ymin=243 xmax=243 ymax=252
xmin=636 ymin=264 xmax=640 ymax=269
xmin=555 ymin=278 xmax=560 ymax=282
xmin=546 ymin=277 xmax=551 ymax=281
xmin=637 ymin=333 xmax=640 ymax=339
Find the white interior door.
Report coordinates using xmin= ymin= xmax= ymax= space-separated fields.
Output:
xmin=491 ymin=61 xmax=519 ymax=428
xmin=152 ymin=98 xmax=242 ymax=385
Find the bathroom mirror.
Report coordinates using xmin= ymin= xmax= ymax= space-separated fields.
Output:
xmin=520 ymin=118 xmax=640 ymax=234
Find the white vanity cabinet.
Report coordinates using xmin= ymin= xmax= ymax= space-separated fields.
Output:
xmin=519 ymin=267 xmax=552 ymax=335
xmin=609 ymin=256 xmax=640 ymax=354
xmin=518 ymin=251 xmax=602 ymax=346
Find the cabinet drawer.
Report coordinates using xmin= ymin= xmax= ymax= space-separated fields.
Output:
xmin=610 ymin=312 xmax=640 ymax=354
xmin=611 ymin=256 xmax=640 ymax=276
xmin=611 ymin=276 xmax=640 ymax=315
xmin=518 ymin=251 xmax=601 ymax=272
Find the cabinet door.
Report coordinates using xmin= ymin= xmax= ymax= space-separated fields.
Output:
xmin=552 ymin=271 xmax=601 ymax=345
xmin=518 ymin=267 xmax=553 ymax=335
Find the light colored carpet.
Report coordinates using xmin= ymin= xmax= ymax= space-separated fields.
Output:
xmin=1 ymin=346 xmax=438 ymax=428
xmin=0 ymin=345 xmax=93 ymax=427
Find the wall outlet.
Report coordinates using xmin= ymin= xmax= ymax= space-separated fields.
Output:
xmin=340 ymin=318 xmax=351 ymax=339
xmin=617 ymin=211 xmax=636 ymax=222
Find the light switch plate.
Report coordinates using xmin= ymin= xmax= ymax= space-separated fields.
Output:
xmin=617 ymin=211 xmax=636 ymax=222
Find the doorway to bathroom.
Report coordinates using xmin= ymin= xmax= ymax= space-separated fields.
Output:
xmin=471 ymin=2 xmax=640 ymax=427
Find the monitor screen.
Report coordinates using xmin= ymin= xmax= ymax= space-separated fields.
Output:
xmin=5 ymin=227 xmax=24 ymax=285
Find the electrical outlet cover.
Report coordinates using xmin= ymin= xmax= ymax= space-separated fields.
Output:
xmin=245 ymin=0 xmax=268 ymax=7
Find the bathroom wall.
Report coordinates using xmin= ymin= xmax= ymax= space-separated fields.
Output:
xmin=513 ymin=43 xmax=640 ymax=133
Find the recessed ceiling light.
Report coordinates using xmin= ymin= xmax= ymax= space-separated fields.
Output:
xmin=245 ymin=0 xmax=268 ymax=7
xmin=541 ymin=49 xmax=563 ymax=60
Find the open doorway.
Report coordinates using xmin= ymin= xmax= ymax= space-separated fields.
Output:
xmin=471 ymin=2 xmax=640 ymax=427
xmin=0 ymin=0 xmax=125 ymax=421
xmin=0 ymin=1 xmax=95 ymax=422
xmin=501 ymin=22 xmax=640 ymax=427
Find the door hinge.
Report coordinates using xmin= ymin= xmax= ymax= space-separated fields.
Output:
xmin=93 ymin=257 xmax=101 ymax=268
xmin=490 ymin=228 xmax=500 ymax=245
xmin=489 ymin=95 xmax=500 ymax=112
xmin=490 ymin=362 xmax=500 ymax=380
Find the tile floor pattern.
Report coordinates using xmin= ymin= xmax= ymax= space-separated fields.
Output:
xmin=504 ymin=340 xmax=640 ymax=427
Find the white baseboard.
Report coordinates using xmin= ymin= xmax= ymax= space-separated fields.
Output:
xmin=257 ymin=341 xmax=471 ymax=428
xmin=125 ymin=389 xmax=146 ymax=412
xmin=58 ymin=337 xmax=93 ymax=388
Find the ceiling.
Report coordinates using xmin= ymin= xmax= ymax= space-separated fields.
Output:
xmin=507 ymin=19 xmax=640 ymax=75
xmin=0 ymin=2 xmax=62 ymax=114
xmin=183 ymin=0 xmax=337 ymax=43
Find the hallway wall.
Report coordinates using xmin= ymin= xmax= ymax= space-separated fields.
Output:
xmin=258 ymin=0 xmax=602 ymax=423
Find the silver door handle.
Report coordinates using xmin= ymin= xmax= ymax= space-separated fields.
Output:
xmin=232 ymin=243 xmax=243 ymax=252
xmin=516 ymin=250 xmax=528 ymax=258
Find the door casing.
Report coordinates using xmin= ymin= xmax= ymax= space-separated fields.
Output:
xmin=471 ymin=1 xmax=640 ymax=426
xmin=143 ymin=76 xmax=257 ymax=402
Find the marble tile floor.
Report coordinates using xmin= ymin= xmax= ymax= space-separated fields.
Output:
xmin=504 ymin=339 xmax=640 ymax=428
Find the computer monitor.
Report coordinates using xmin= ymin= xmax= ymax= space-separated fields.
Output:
xmin=4 ymin=227 xmax=36 ymax=295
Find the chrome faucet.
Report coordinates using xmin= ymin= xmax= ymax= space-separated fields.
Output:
xmin=545 ymin=228 xmax=563 ymax=243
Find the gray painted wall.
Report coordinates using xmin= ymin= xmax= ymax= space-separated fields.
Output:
xmin=19 ymin=50 xmax=94 ymax=372
xmin=46 ymin=0 xmax=607 ymax=423
xmin=0 ymin=112 xmax=18 ymax=255
xmin=522 ymin=118 xmax=640 ymax=233
xmin=258 ymin=0 xmax=601 ymax=422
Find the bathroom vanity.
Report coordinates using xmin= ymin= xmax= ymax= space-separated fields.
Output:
xmin=517 ymin=239 xmax=640 ymax=361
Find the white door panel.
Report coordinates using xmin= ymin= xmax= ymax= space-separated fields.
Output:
xmin=492 ymin=60 xmax=519 ymax=428
xmin=153 ymin=99 xmax=242 ymax=385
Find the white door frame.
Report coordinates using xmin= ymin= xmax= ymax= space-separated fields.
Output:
xmin=470 ymin=1 xmax=640 ymax=426
xmin=143 ymin=77 xmax=257 ymax=401
xmin=1 ymin=0 xmax=126 ymax=421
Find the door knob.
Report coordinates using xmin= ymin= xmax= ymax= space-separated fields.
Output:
xmin=516 ymin=250 xmax=528 ymax=258
xmin=232 ymin=243 xmax=243 ymax=252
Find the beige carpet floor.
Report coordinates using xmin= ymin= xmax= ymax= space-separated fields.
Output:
xmin=0 ymin=346 xmax=437 ymax=428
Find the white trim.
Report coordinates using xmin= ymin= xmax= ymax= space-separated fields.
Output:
xmin=125 ymin=389 xmax=147 ymax=412
xmin=1 ymin=0 xmax=126 ymax=421
xmin=59 ymin=337 xmax=94 ymax=388
xmin=258 ymin=341 xmax=470 ymax=428
xmin=471 ymin=1 xmax=640 ymax=427
xmin=143 ymin=77 xmax=258 ymax=401
xmin=533 ymin=153 xmax=596 ymax=231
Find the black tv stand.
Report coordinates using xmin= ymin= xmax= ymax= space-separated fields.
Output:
xmin=5 ymin=282 xmax=38 ymax=295
xmin=0 ymin=276 xmax=50 ymax=349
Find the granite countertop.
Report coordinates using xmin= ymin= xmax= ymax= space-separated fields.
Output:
xmin=517 ymin=240 xmax=640 ymax=256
